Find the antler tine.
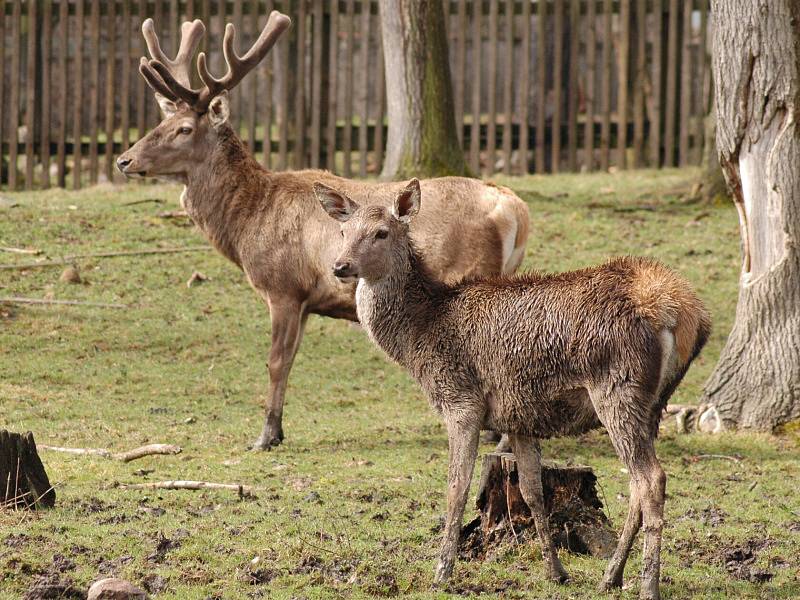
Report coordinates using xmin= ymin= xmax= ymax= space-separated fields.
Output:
xmin=195 ymin=10 xmax=291 ymax=111
xmin=142 ymin=18 xmax=205 ymax=87
xmin=138 ymin=57 xmax=180 ymax=102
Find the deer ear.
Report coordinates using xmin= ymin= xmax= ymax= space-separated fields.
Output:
xmin=392 ymin=178 xmax=421 ymax=223
xmin=155 ymin=93 xmax=179 ymax=118
xmin=314 ymin=182 xmax=359 ymax=223
xmin=207 ymin=91 xmax=230 ymax=128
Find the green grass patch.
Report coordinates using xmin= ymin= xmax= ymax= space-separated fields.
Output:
xmin=1 ymin=169 xmax=798 ymax=599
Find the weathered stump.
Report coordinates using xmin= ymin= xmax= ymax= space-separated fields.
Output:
xmin=0 ymin=430 xmax=56 ymax=509
xmin=460 ymin=452 xmax=616 ymax=560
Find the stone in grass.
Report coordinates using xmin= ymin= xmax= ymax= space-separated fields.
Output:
xmin=59 ymin=265 xmax=82 ymax=284
xmin=87 ymin=578 xmax=148 ymax=600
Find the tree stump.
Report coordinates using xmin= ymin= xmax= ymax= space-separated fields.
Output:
xmin=459 ymin=452 xmax=617 ymax=560
xmin=0 ymin=430 xmax=56 ymax=509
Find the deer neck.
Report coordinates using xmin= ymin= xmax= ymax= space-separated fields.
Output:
xmin=182 ymin=126 xmax=268 ymax=267
xmin=356 ymin=242 xmax=440 ymax=370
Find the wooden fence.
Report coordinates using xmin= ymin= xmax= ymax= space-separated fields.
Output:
xmin=0 ymin=0 xmax=710 ymax=190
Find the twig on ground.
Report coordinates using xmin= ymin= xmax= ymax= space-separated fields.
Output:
xmin=119 ymin=480 xmax=252 ymax=496
xmin=122 ymin=197 xmax=165 ymax=206
xmin=39 ymin=443 xmax=181 ymax=462
xmin=0 ymin=298 xmax=127 ymax=309
xmin=0 ymin=247 xmax=41 ymax=255
xmin=0 ymin=245 xmax=211 ymax=270
xmin=157 ymin=210 xmax=189 ymax=219
xmin=692 ymin=454 xmax=742 ymax=463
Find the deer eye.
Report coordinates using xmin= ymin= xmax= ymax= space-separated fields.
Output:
xmin=178 ymin=127 xmax=193 ymax=135
xmin=375 ymin=229 xmax=389 ymax=240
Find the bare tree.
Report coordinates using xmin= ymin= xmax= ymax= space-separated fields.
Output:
xmin=378 ymin=0 xmax=467 ymax=179
xmin=702 ymin=0 xmax=800 ymax=430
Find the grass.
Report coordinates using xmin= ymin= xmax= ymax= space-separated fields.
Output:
xmin=1 ymin=168 xmax=798 ymax=599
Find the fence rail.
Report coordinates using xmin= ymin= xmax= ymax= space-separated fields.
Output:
xmin=0 ymin=0 xmax=710 ymax=190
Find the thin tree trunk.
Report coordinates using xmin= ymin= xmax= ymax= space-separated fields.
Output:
xmin=379 ymin=0 xmax=467 ymax=180
xmin=702 ymin=0 xmax=800 ymax=430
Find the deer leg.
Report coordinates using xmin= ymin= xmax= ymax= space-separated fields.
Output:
xmin=509 ymin=434 xmax=569 ymax=583
xmin=593 ymin=386 xmax=665 ymax=600
xmin=599 ymin=484 xmax=642 ymax=590
xmin=252 ymin=301 xmax=308 ymax=450
xmin=434 ymin=415 xmax=480 ymax=585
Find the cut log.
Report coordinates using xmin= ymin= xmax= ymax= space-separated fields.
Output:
xmin=0 ymin=430 xmax=56 ymax=509
xmin=460 ymin=452 xmax=617 ymax=560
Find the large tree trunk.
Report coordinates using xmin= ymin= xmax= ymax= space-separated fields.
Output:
xmin=378 ymin=0 xmax=467 ymax=180
xmin=702 ymin=0 xmax=800 ymax=430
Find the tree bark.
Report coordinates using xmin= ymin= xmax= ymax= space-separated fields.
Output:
xmin=702 ymin=0 xmax=800 ymax=430
xmin=0 ymin=430 xmax=56 ymax=509
xmin=378 ymin=0 xmax=468 ymax=179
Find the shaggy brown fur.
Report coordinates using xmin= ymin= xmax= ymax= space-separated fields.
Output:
xmin=317 ymin=180 xmax=710 ymax=600
xmin=116 ymin=17 xmax=529 ymax=450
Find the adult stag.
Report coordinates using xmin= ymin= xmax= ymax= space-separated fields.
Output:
xmin=116 ymin=12 xmax=530 ymax=450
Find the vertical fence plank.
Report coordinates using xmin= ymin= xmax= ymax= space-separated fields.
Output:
xmin=535 ymin=0 xmax=545 ymax=173
xmin=679 ymin=0 xmax=692 ymax=166
xmin=0 ymin=0 xmax=5 ymax=186
xmin=599 ymin=0 xmax=611 ymax=172
xmin=501 ymin=0 xmax=512 ymax=174
xmin=616 ymin=0 xmax=630 ymax=169
xmin=105 ymin=0 xmax=117 ymax=182
xmin=486 ymin=0 xmax=497 ymax=173
xmin=278 ymin=11 xmax=289 ymax=171
xmin=696 ymin=0 xmax=708 ymax=165
xmin=519 ymin=0 xmax=530 ymax=174
xmin=294 ymin=0 xmax=307 ymax=169
xmin=24 ymin=0 xmax=36 ymax=189
xmin=343 ymin=0 xmax=354 ymax=177
xmin=43 ymin=0 xmax=54 ymax=186
xmin=310 ymin=0 xmax=323 ymax=168
xmin=88 ymin=0 xmax=100 ymax=184
xmin=261 ymin=0 xmax=274 ymax=168
xmin=650 ymin=0 xmax=663 ymax=167
xmin=8 ymin=0 xmax=19 ymax=190
xmin=455 ymin=0 xmax=466 ymax=145
xmin=136 ymin=0 xmax=147 ymax=144
xmin=326 ymin=0 xmax=338 ymax=172
xmin=232 ymin=0 xmax=244 ymax=135
xmin=358 ymin=0 xmax=370 ymax=177
xmin=663 ymin=0 xmax=678 ymax=167
xmin=57 ymin=0 xmax=67 ymax=187
xmin=169 ymin=0 xmax=178 ymax=53
xmin=551 ymin=0 xmax=563 ymax=173
xmin=247 ymin=0 xmax=260 ymax=155
xmin=632 ymin=0 xmax=645 ymax=167
xmin=374 ymin=8 xmax=385 ymax=174
xmin=73 ymin=0 xmax=85 ymax=189
xmin=469 ymin=0 xmax=481 ymax=173
xmin=566 ymin=0 xmax=579 ymax=171
xmin=583 ymin=0 xmax=596 ymax=171
xmin=200 ymin=0 xmax=210 ymax=55
xmin=121 ymin=0 xmax=131 ymax=152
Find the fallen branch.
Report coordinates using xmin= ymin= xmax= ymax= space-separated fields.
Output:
xmin=692 ymin=454 xmax=742 ymax=463
xmin=0 ymin=297 xmax=127 ymax=309
xmin=39 ymin=443 xmax=181 ymax=462
xmin=157 ymin=210 xmax=189 ymax=219
xmin=119 ymin=480 xmax=252 ymax=496
xmin=122 ymin=197 xmax=165 ymax=206
xmin=0 ymin=245 xmax=211 ymax=270
xmin=0 ymin=246 xmax=41 ymax=255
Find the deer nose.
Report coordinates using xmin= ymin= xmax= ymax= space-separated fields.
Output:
xmin=333 ymin=262 xmax=352 ymax=278
xmin=116 ymin=157 xmax=132 ymax=172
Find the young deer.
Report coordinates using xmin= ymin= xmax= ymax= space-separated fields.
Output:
xmin=316 ymin=179 xmax=711 ymax=600
xmin=116 ymin=13 xmax=530 ymax=450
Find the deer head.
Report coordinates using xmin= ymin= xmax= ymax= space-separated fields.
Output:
xmin=117 ymin=11 xmax=291 ymax=182
xmin=315 ymin=179 xmax=422 ymax=282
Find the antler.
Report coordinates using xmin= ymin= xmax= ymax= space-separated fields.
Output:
xmin=139 ymin=11 xmax=291 ymax=114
